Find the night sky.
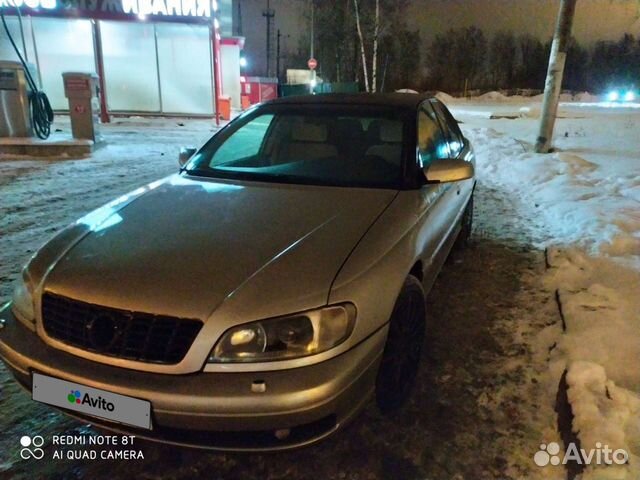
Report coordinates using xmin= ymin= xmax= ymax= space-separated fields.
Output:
xmin=238 ymin=0 xmax=640 ymax=77
xmin=405 ymin=0 xmax=640 ymax=44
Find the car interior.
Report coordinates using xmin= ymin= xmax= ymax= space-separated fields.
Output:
xmin=206 ymin=113 xmax=406 ymax=187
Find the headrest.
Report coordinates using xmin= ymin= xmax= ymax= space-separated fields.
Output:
xmin=292 ymin=123 xmax=328 ymax=142
xmin=378 ymin=120 xmax=403 ymax=143
xmin=337 ymin=118 xmax=363 ymax=135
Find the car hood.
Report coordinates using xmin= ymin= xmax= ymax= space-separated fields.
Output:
xmin=43 ymin=175 xmax=397 ymax=322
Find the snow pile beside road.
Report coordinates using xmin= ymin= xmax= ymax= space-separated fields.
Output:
xmin=566 ymin=362 xmax=640 ymax=480
xmin=542 ymin=223 xmax=640 ymax=480
xmin=462 ymin=117 xmax=640 ymax=477
xmin=546 ymin=250 xmax=640 ymax=392
xmin=519 ymin=104 xmax=542 ymax=118
xmin=469 ymin=128 xmax=640 ymax=266
xmin=435 ymin=91 xmax=601 ymax=108
xmin=574 ymin=92 xmax=599 ymax=103
xmin=531 ymin=93 xmax=577 ymax=102
xmin=478 ymin=91 xmax=510 ymax=102
xmin=434 ymin=91 xmax=459 ymax=104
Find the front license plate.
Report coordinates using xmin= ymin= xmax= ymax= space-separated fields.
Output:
xmin=32 ymin=372 xmax=152 ymax=430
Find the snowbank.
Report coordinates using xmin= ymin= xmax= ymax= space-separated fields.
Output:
xmin=566 ymin=361 xmax=640 ymax=480
xmin=434 ymin=91 xmax=459 ymax=104
xmin=574 ymin=92 xmax=599 ymax=103
xmin=461 ymin=110 xmax=640 ymax=477
xmin=468 ymin=128 xmax=640 ymax=266
xmin=436 ymin=91 xmax=602 ymax=107
xmin=529 ymin=91 xmax=602 ymax=103
xmin=478 ymin=91 xmax=509 ymax=102
xmin=519 ymin=104 xmax=542 ymax=118
xmin=546 ymin=249 xmax=640 ymax=390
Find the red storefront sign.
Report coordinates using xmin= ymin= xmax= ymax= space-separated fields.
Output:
xmin=2 ymin=0 xmax=216 ymax=24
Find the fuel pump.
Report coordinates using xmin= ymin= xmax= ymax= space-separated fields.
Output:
xmin=1 ymin=1 xmax=53 ymax=139
xmin=62 ymin=72 xmax=101 ymax=142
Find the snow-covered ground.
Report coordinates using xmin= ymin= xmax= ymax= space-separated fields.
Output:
xmin=450 ymin=96 xmax=640 ymax=480
xmin=0 ymin=116 xmax=219 ymax=302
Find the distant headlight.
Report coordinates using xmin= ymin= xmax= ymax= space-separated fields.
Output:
xmin=624 ymin=91 xmax=635 ymax=102
xmin=208 ymin=304 xmax=356 ymax=363
xmin=11 ymin=271 xmax=36 ymax=330
xmin=607 ymin=91 xmax=620 ymax=102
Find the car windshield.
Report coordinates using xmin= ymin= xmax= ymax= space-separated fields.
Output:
xmin=186 ymin=104 xmax=408 ymax=189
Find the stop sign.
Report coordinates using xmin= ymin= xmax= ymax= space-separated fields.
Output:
xmin=307 ymin=58 xmax=317 ymax=70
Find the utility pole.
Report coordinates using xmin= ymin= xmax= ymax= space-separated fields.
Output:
xmin=276 ymin=29 xmax=281 ymax=81
xmin=276 ymin=30 xmax=290 ymax=84
xmin=276 ymin=29 xmax=281 ymax=82
xmin=535 ymin=0 xmax=578 ymax=153
xmin=262 ymin=0 xmax=275 ymax=77
xmin=310 ymin=0 xmax=316 ymax=91
xmin=236 ymin=0 xmax=243 ymax=36
xmin=310 ymin=0 xmax=314 ymax=60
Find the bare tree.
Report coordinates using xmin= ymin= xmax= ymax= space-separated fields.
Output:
xmin=353 ymin=0 xmax=370 ymax=91
xmin=306 ymin=0 xmax=409 ymax=90
xmin=371 ymin=0 xmax=380 ymax=92
xmin=489 ymin=31 xmax=517 ymax=88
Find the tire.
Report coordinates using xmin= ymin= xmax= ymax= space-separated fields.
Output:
xmin=453 ymin=193 xmax=474 ymax=250
xmin=375 ymin=275 xmax=426 ymax=414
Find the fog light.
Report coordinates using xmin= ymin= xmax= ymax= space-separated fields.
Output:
xmin=274 ymin=428 xmax=290 ymax=440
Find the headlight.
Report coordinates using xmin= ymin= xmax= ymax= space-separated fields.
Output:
xmin=624 ymin=91 xmax=635 ymax=102
xmin=209 ymin=304 xmax=356 ymax=363
xmin=607 ymin=91 xmax=620 ymax=102
xmin=11 ymin=271 xmax=36 ymax=330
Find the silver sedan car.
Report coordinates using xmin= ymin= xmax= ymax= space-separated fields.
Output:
xmin=0 ymin=93 xmax=475 ymax=450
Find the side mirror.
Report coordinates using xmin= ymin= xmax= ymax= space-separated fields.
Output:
xmin=179 ymin=147 xmax=197 ymax=167
xmin=423 ymin=159 xmax=474 ymax=183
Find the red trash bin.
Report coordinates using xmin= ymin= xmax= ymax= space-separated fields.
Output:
xmin=218 ymin=95 xmax=231 ymax=120
xmin=241 ymin=95 xmax=251 ymax=110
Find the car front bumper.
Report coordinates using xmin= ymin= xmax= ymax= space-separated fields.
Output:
xmin=0 ymin=303 xmax=387 ymax=451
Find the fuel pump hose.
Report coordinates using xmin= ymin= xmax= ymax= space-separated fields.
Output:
xmin=1 ymin=6 xmax=54 ymax=139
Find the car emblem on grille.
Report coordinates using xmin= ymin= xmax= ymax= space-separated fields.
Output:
xmin=86 ymin=313 xmax=121 ymax=350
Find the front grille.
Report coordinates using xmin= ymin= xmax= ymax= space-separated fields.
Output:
xmin=41 ymin=293 xmax=203 ymax=364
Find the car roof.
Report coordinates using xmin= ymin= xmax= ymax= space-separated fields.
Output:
xmin=263 ymin=93 xmax=434 ymax=109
